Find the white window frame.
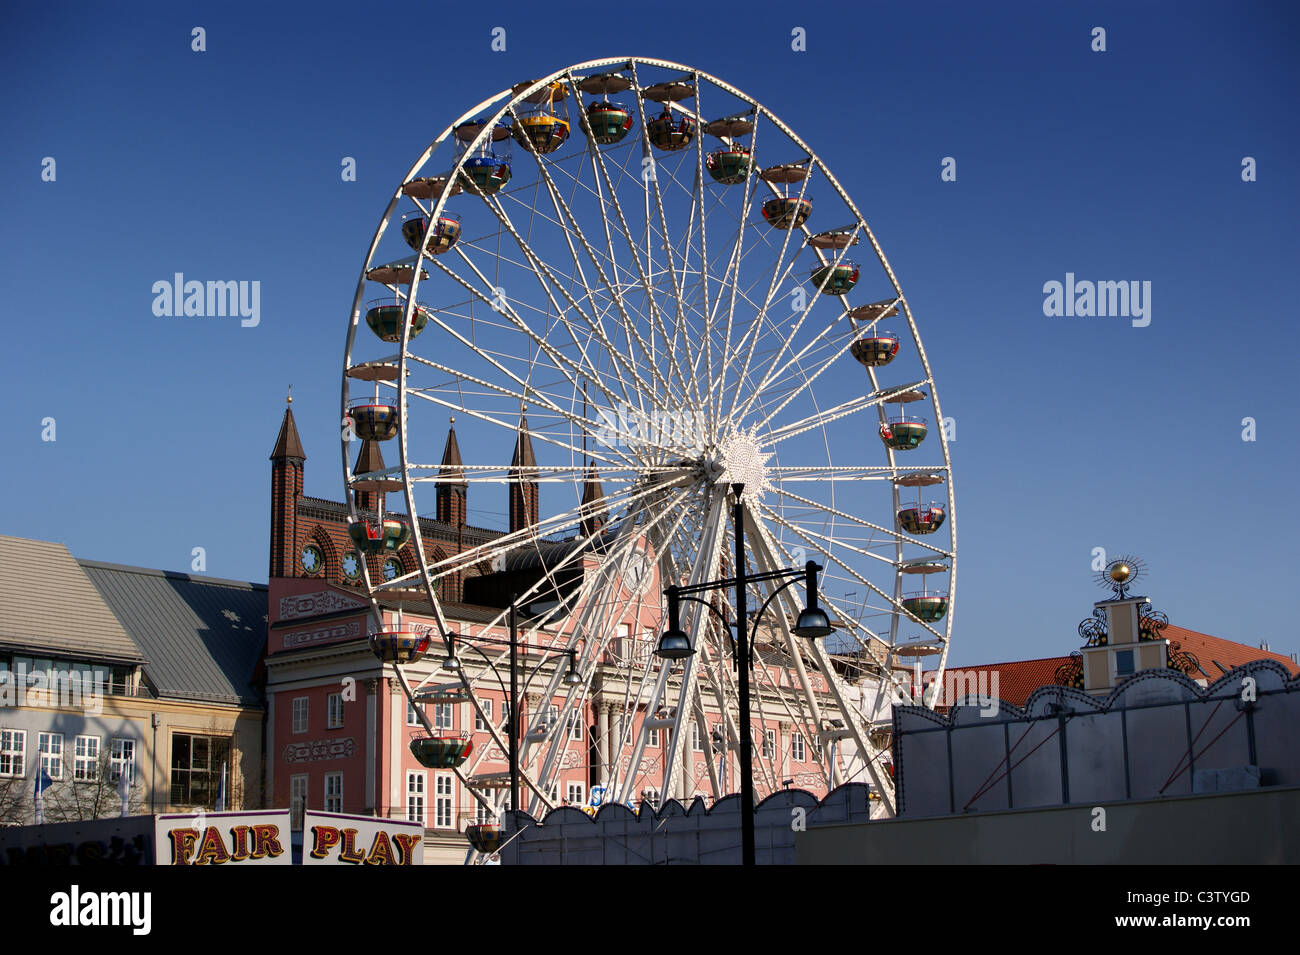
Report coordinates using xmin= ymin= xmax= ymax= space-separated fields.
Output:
xmin=324 ymin=772 xmax=343 ymax=813
xmin=292 ymin=696 xmax=309 ymax=734
xmin=641 ymin=787 xmax=660 ymax=810
xmin=475 ymin=699 xmax=492 ymax=732
xmin=474 ymin=798 xmax=496 ymax=825
xmin=0 ymin=729 xmax=26 ymax=778
xmin=791 ymin=731 xmax=805 ymax=763
xmin=407 ymin=701 xmax=421 ymax=726
xmin=566 ymin=781 xmax=585 ymax=806
xmin=546 ymin=703 xmax=559 ymax=729
xmin=762 ymin=728 xmax=776 ymax=761
xmin=648 ymin=726 xmax=660 ymax=748
xmin=691 ymin=722 xmax=703 ymax=752
xmin=110 ymin=738 xmax=135 ymax=786
xmin=433 ymin=703 xmax=453 ymax=731
xmin=290 ymin=773 xmax=308 ymax=829
xmin=406 ymin=771 xmax=426 ymax=826
xmin=434 ymin=772 xmax=453 ymax=829
xmin=38 ymin=732 xmax=63 ymax=781
xmin=567 ymin=708 xmax=584 ymax=741
xmin=326 ymin=693 xmax=344 ymax=729
xmin=74 ymin=735 xmax=100 ymax=781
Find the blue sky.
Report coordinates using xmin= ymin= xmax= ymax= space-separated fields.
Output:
xmin=2 ymin=1 xmax=1297 ymax=667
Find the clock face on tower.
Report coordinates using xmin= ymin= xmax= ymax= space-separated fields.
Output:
xmin=624 ymin=546 xmax=653 ymax=597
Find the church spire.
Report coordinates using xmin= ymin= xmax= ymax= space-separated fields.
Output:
xmin=437 ymin=417 xmax=468 ymax=526
xmin=509 ymin=409 xmax=539 ymax=533
xmin=269 ymin=391 xmax=305 ymax=577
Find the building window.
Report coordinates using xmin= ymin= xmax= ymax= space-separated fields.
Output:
xmin=648 ymin=726 xmax=660 ymax=748
xmin=791 ymin=732 xmax=805 ymax=763
xmin=110 ymin=738 xmax=136 ymax=786
xmin=434 ymin=773 xmax=453 ymax=828
xmin=290 ymin=774 xmax=308 ymax=829
xmin=622 ymin=713 xmax=635 ymax=745
xmin=546 ymin=704 xmax=559 ymax=729
xmin=300 ymin=544 xmax=324 ymax=576
xmin=474 ymin=799 xmax=496 ymax=825
xmin=74 ymin=735 xmax=100 ymax=781
xmin=567 ymin=708 xmax=584 ymax=741
xmin=38 ymin=733 xmax=63 ymax=781
xmin=640 ymin=787 xmax=660 ymax=810
xmin=170 ymin=733 xmax=230 ymax=808
xmin=691 ymin=723 xmax=703 ymax=752
xmin=0 ymin=730 xmax=25 ymax=777
xmin=406 ymin=771 xmax=426 ymax=826
xmin=710 ymin=723 xmax=724 ymax=754
xmin=327 ymin=693 xmax=344 ymax=729
xmin=433 ymin=703 xmax=453 ymax=731
xmin=407 ymin=701 xmax=421 ymax=726
xmin=762 ymin=728 xmax=776 ymax=761
xmin=324 ymin=772 xmax=343 ymax=813
xmin=1115 ymin=649 xmax=1135 ymax=678
xmin=566 ymin=781 xmax=585 ymax=806
xmin=475 ymin=699 xmax=493 ymax=732
xmin=292 ymin=697 xmax=309 ymax=734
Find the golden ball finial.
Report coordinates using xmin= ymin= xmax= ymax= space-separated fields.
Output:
xmin=1109 ymin=563 xmax=1131 ymax=583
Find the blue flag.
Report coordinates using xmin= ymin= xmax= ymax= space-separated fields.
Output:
xmin=34 ymin=769 xmax=53 ymax=797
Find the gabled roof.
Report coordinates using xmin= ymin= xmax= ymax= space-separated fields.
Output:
xmin=935 ymin=656 xmax=1072 ymax=708
xmin=79 ymin=561 xmax=267 ymax=707
xmin=0 ymin=535 xmax=144 ymax=664
xmin=1162 ymin=623 xmax=1299 ymax=679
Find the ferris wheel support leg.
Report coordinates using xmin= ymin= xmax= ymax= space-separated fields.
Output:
xmin=743 ymin=510 xmax=896 ymax=815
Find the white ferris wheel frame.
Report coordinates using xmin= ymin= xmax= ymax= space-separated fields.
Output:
xmin=339 ymin=56 xmax=958 ymax=826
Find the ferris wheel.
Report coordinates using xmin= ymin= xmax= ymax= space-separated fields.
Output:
xmin=340 ymin=56 xmax=955 ymax=827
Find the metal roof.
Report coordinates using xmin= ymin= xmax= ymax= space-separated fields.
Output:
xmin=0 ymin=535 xmax=144 ymax=664
xmin=79 ymin=560 xmax=267 ymax=707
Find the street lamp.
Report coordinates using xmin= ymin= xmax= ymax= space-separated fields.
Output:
xmin=441 ymin=595 xmax=584 ymax=817
xmin=653 ymin=483 xmax=834 ymax=865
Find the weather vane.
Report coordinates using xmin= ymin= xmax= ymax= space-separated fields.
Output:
xmin=1095 ymin=554 xmax=1146 ymax=599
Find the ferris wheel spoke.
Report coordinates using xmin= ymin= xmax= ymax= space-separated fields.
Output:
xmin=744 ymin=514 xmax=897 ymax=811
xmin=760 ymin=379 xmax=930 ymax=446
xmin=427 ymin=247 xmax=638 ymax=418
xmin=577 ymin=76 xmax=702 ymax=421
xmin=474 ymin=194 xmax=673 ymax=411
xmin=768 ymin=484 xmax=954 ymax=559
xmin=506 ymin=122 xmax=679 ymax=418
xmin=738 ymin=224 xmax=866 ymax=425
xmin=755 ymin=501 xmax=932 ymax=632
xmin=721 ymin=161 xmax=815 ymax=423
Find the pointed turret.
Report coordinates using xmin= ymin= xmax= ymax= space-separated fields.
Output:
xmin=509 ymin=411 xmax=539 ymax=533
xmin=270 ymin=391 xmax=305 ymax=577
xmin=437 ymin=417 xmax=468 ymax=526
xmin=352 ymin=439 xmax=386 ymax=514
xmin=580 ymin=464 xmax=606 ymax=537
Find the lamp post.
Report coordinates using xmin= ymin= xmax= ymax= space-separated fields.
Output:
xmin=443 ymin=594 xmax=580 ymax=818
xmin=655 ymin=483 xmax=833 ymax=865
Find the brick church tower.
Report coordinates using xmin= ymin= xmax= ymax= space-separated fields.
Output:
xmin=269 ymin=395 xmax=305 ymax=577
